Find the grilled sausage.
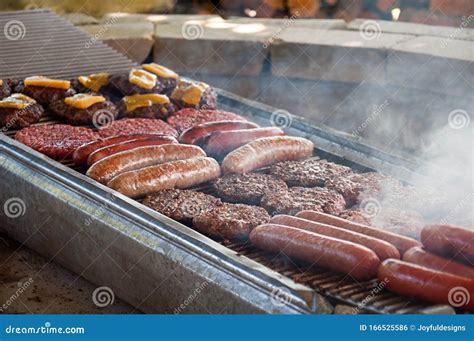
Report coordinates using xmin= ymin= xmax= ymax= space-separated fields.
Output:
xmin=73 ymin=134 xmax=162 ymax=166
xmin=87 ymin=135 xmax=178 ymax=165
xmin=296 ymin=210 xmax=421 ymax=255
xmin=87 ymin=144 xmax=206 ymax=184
xmin=378 ymin=259 xmax=474 ymax=311
xmin=270 ymin=215 xmax=400 ymax=261
xmin=221 ymin=136 xmax=314 ymax=174
xmin=199 ymin=127 xmax=285 ymax=158
xmin=179 ymin=120 xmax=259 ymax=145
xmin=403 ymin=247 xmax=474 ymax=280
xmin=107 ymin=157 xmax=220 ymax=198
xmin=421 ymin=224 xmax=474 ymax=265
xmin=250 ymin=224 xmax=380 ymax=281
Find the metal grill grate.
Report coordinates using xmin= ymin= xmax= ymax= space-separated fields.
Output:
xmin=0 ymin=9 xmax=136 ymax=79
xmin=4 ymin=116 xmax=454 ymax=314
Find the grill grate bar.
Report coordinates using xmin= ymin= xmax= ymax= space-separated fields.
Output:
xmin=0 ymin=9 xmax=135 ymax=80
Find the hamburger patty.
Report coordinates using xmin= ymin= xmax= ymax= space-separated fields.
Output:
xmin=50 ymin=94 xmax=118 ymax=126
xmin=170 ymin=80 xmax=217 ymax=110
xmin=0 ymin=103 xmax=43 ymax=130
xmin=261 ymin=186 xmax=346 ymax=216
xmin=193 ymin=203 xmax=270 ymax=240
xmin=269 ymin=158 xmax=353 ymax=187
xmin=15 ymin=83 xmax=76 ymax=107
xmin=167 ymin=108 xmax=246 ymax=133
xmin=214 ymin=173 xmax=288 ymax=205
xmin=109 ymin=72 xmax=165 ymax=96
xmin=97 ymin=118 xmax=178 ymax=138
xmin=15 ymin=124 xmax=98 ymax=160
xmin=325 ymin=172 xmax=403 ymax=207
xmin=0 ymin=80 xmax=11 ymax=99
xmin=339 ymin=207 xmax=425 ymax=239
xmin=118 ymin=98 xmax=177 ymax=120
xmin=143 ymin=189 xmax=222 ymax=224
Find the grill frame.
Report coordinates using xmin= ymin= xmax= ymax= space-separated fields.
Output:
xmin=0 ymin=10 xmax=456 ymax=314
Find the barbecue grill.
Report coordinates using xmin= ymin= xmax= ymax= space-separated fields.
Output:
xmin=0 ymin=9 xmax=458 ymax=314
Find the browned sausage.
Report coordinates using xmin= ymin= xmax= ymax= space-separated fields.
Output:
xmin=270 ymin=215 xmax=400 ymax=261
xmin=73 ymin=134 xmax=162 ymax=166
xmin=179 ymin=120 xmax=259 ymax=145
xmin=403 ymin=247 xmax=474 ymax=280
xmin=296 ymin=210 xmax=421 ymax=255
xmin=250 ymin=224 xmax=380 ymax=281
xmin=199 ymin=127 xmax=285 ymax=158
xmin=86 ymin=144 xmax=206 ymax=184
xmin=421 ymin=224 xmax=474 ymax=265
xmin=221 ymin=136 xmax=314 ymax=174
xmin=378 ymin=259 xmax=474 ymax=311
xmin=107 ymin=157 xmax=220 ymax=198
xmin=87 ymin=135 xmax=178 ymax=165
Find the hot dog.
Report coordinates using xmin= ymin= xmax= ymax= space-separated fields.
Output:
xmin=73 ymin=134 xmax=162 ymax=166
xmin=87 ymin=135 xmax=178 ymax=165
xmin=198 ymin=127 xmax=285 ymax=158
xmin=270 ymin=215 xmax=400 ymax=261
xmin=179 ymin=120 xmax=259 ymax=145
xmin=107 ymin=157 xmax=220 ymax=198
xmin=87 ymin=144 xmax=206 ymax=184
xmin=421 ymin=224 xmax=474 ymax=265
xmin=295 ymin=210 xmax=421 ymax=255
xmin=378 ymin=259 xmax=474 ymax=311
xmin=250 ymin=224 xmax=380 ymax=281
xmin=221 ymin=136 xmax=314 ymax=174
xmin=403 ymin=247 xmax=474 ymax=280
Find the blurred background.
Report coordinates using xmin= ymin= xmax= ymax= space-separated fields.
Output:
xmin=1 ymin=0 xmax=472 ymax=27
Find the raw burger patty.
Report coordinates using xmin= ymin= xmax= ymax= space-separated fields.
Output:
xmin=167 ymin=108 xmax=246 ymax=133
xmin=142 ymin=189 xmax=222 ymax=223
xmin=15 ymin=124 xmax=98 ymax=160
xmin=269 ymin=158 xmax=353 ymax=187
xmin=193 ymin=203 xmax=270 ymax=240
xmin=261 ymin=186 xmax=346 ymax=216
xmin=214 ymin=173 xmax=287 ymax=205
xmin=97 ymin=118 xmax=178 ymax=138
